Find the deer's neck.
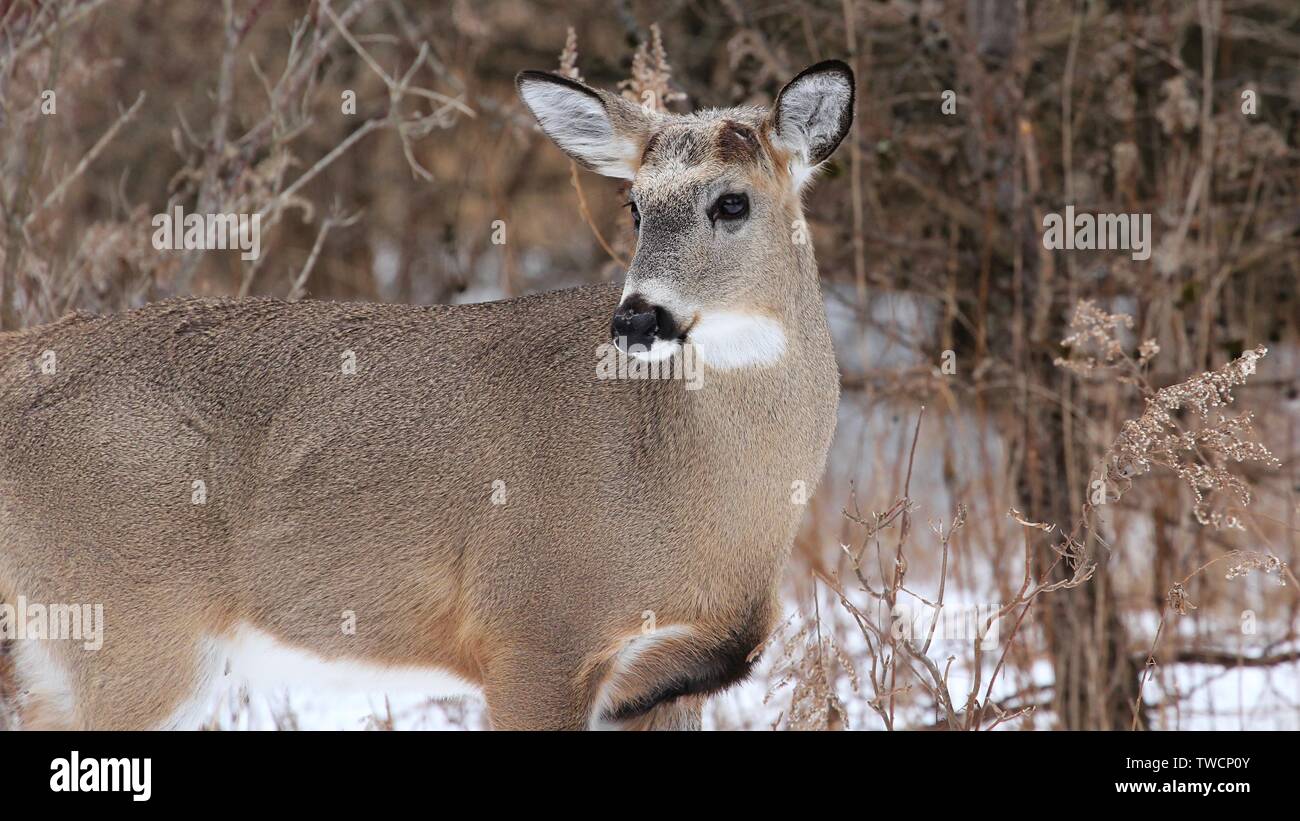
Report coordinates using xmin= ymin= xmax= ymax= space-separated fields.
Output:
xmin=687 ymin=264 xmax=837 ymax=463
xmin=659 ymin=261 xmax=839 ymax=598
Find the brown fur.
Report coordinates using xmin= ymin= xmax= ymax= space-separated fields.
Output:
xmin=716 ymin=120 xmax=763 ymax=164
xmin=0 ymin=64 xmax=851 ymax=730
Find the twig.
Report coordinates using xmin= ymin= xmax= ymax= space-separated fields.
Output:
xmin=285 ymin=206 xmax=362 ymax=301
xmin=569 ymin=162 xmax=628 ymax=270
xmin=25 ymin=92 xmax=144 ymax=227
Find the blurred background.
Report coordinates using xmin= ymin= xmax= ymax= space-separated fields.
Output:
xmin=1 ymin=0 xmax=1297 ymax=730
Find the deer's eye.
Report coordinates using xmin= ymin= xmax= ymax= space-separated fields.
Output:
xmin=628 ymin=201 xmax=641 ymax=231
xmin=709 ymin=193 xmax=749 ymax=222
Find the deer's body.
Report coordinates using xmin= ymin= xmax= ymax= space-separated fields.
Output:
xmin=0 ymin=60 xmax=853 ymax=729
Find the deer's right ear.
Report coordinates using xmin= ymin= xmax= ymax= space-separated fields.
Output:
xmin=516 ymin=71 xmax=652 ymax=180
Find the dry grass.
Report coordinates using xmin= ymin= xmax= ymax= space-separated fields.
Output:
xmin=758 ymin=300 xmax=1284 ymax=731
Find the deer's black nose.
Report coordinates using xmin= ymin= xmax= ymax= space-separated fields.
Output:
xmin=612 ymin=294 xmax=679 ymax=354
xmin=612 ymin=297 xmax=657 ymax=348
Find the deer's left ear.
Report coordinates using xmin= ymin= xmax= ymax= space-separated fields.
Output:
xmin=516 ymin=70 xmax=655 ymax=180
xmin=768 ymin=60 xmax=855 ymax=188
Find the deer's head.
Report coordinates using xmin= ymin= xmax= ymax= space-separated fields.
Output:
xmin=518 ymin=61 xmax=854 ymax=370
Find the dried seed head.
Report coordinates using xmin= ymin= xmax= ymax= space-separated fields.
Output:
xmin=1167 ymin=583 xmax=1196 ymax=615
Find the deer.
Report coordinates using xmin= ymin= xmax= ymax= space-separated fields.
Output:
xmin=0 ymin=59 xmax=853 ymax=730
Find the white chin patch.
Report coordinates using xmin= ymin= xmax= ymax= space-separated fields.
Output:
xmin=688 ymin=312 xmax=787 ymax=370
xmin=627 ymin=337 xmax=682 ymax=362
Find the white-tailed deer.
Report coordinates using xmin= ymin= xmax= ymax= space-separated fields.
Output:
xmin=0 ymin=60 xmax=853 ymax=730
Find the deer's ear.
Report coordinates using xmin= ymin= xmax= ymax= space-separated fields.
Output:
xmin=768 ymin=60 xmax=855 ymax=188
xmin=516 ymin=71 xmax=652 ymax=180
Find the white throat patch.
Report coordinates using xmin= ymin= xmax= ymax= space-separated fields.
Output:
xmin=687 ymin=311 xmax=787 ymax=370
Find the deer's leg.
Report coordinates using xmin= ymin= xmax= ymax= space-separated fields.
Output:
xmin=482 ymin=653 xmax=589 ymax=730
xmin=587 ymin=621 xmax=762 ymax=730
xmin=613 ymin=695 xmax=703 ymax=730
xmin=9 ymin=639 xmax=215 ymax=730
xmin=71 ymin=630 xmax=222 ymax=730
xmin=12 ymin=612 xmax=219 ymax=731
xmin=8 ymin=639 xmax=81 ymax=729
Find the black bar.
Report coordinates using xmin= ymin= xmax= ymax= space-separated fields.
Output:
xmin=4 ymin=730 xmax=1286 ymax=808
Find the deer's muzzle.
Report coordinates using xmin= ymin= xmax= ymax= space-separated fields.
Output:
xmin=611 ymin=294 xmax=681 ymax=357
